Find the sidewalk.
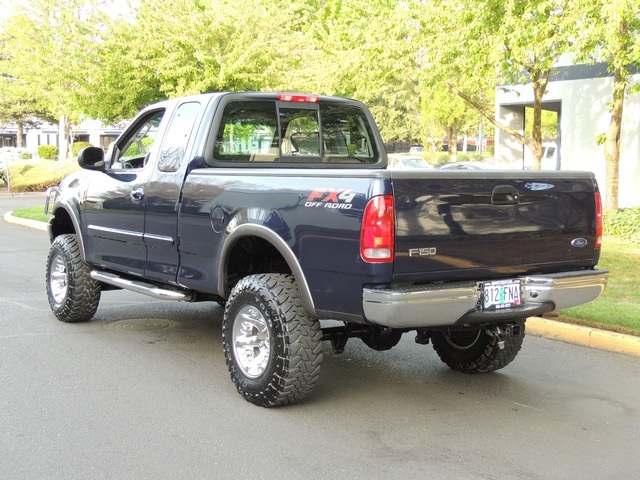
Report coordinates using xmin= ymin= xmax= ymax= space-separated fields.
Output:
xmin=3 ymin=210 xmax=640 ymax=358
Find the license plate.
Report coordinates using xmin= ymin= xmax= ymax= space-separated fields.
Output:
xmin=481 ymin=280 xmax=522 ymax=311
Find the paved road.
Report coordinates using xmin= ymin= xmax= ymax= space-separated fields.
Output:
xmin=1 ymin=194 xmax=640 ymax=479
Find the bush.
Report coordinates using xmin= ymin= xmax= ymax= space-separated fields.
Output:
xmin=72 ymin=141 xmax=93 ymax=157
xmin=604 ymin=207 xmax=640 ymax=243
xmin=38 ymin=145 xmax=59 ymax=160
xmin=18 ymin=150 xmax=33 ymax=160
xmin=7 ymin=159 xmax=80 ymax=192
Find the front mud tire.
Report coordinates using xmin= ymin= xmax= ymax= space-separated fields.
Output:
xmin=431 ymin=321 xmax=526 ymax=374
xmin=46 ymin=234 xmax=101 ymax=322
xmin=222 ymin=274 xmax=323 ymax=407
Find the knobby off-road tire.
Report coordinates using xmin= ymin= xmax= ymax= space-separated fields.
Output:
xmin=222 ymin=274 xmax=323 ymax=407
xmin=431 ymin=320 xmax=526 ymax=374
xmin=46 ymin=234 xmax=101 ymax=322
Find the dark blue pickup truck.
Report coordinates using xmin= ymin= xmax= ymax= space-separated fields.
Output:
xmin=45 ymin=92 xmax=608 ymax=406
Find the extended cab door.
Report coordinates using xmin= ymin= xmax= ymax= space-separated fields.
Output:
xmin=83 ymin=108 xmax=167 ymax=275
xmin=143 ymin=100 xmax=204 ymax=284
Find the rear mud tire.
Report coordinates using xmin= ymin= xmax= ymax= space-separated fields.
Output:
xmin=431 ymin=320 xmax=526 ymax=374
xmin=45 ymin=234 xmax=101 ymax=322
xmin=222 ymin=274 xmax=323 ymax=407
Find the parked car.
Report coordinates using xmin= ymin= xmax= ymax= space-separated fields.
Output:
xmin=387 ymin=154 xmax=433 ymax=170
xmin=524 ymin=142 xmax=559 ymax=170
xmin=439 ymin=161 xmax=488 ymax=170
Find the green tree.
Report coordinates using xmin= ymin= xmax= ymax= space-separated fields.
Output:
xmin=0 ymin=0 xmax=110 ymax=160
xmin=573 ymin=0 xmax=640 ymax=211
xmin=416 ymin=0 xmax=577 ymax=169
xmin=0 ymin=21 xmax=53 ymax=147
xmin=277 ymin=0 xmax=421 ymax=142
xmin=0 ymin=80 xmax=47 ymax=147
xmin=421 ymin=85 xmax=478 ymax=162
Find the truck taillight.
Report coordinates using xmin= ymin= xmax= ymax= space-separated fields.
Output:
xmin=361 ymin=195 xmax=394 ymax=263
xmin=595 ymin=191 xmax=603 ymax=248
xmin=277 ymin=93 xmax=320 ymax=103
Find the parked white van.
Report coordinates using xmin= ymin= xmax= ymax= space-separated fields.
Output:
xmin=524 ymin=142 xmax=559 ymax=170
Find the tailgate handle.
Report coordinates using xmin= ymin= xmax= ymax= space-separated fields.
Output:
xmin=491 ymin=185 xmax=519 ymax=205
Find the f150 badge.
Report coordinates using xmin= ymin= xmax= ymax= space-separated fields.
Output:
xmin=305 ymin=188 xmax=356 ymax=209
xmin=409 ymin=247 xmax=437 ymax=257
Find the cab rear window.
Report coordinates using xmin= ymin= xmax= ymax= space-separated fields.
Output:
xmin=212 ymin=100 xmax=378 ymax=165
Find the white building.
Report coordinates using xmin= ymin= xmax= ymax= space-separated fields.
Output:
xmin=0 ymin=119 xmax=122 ymax=152
xmin=495 ymin=62 xmax=640 ymax=208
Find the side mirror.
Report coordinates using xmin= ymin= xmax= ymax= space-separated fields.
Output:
xmin=78 ymin=146 xmax=106 ymax=171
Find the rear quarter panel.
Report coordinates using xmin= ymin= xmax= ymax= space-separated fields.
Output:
xmin=178 ymin=168 xmax=393 ymax=317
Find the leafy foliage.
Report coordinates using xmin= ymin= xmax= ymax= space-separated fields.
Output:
xmin=0 ymin=0 xmax=638 ymax=192
xmin=7 ymin=159 xmax=80 ymax=191
xmin=604 ymin=207 xmax=640 ymax=243
xmin=37 ymin=145 xmax=59 ymax=160
xmin=415 ymin=0 xmax=580 ymax=168
xmin=71 ymin=142 xmax=93 ymax=157
xmin=571 ymin=0 xmax=640 ymax=211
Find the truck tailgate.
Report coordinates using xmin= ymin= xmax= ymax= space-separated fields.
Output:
xmin=391 ymin=170 xmax=600 ymax=283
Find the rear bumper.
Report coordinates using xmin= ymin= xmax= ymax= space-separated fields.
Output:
xmin=362 ymin=269 xmax=609 ymax=329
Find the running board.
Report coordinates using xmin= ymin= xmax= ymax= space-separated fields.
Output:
xmin=90 ymin=271 xmax=194 ymax=302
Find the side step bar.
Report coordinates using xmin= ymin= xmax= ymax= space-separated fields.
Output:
xmin=90 ymin=271 xmax=194 ymax=302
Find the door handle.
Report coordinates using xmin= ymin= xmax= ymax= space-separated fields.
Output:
xmin=131 ymin=187 xmax=145 ymax=202
xmin=491 ymin=185 xmax=519 ymax=205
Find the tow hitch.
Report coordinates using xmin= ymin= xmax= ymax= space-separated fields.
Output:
xmin=487 ymin=323 xmax=523 ymax=350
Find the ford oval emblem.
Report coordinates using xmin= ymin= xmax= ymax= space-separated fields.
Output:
xmin=571 ymin=238 xmax=588 ymax=248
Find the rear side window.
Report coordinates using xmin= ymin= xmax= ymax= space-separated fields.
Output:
xmin=212 ymin=100 xmax=378 ymax=165
xmin=214 ymin=101 xmax=279 ymax=162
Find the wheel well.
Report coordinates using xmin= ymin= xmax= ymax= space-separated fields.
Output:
xmin=51 ymin=208 xmax=76 ymax=238
xmin=226 ymin=236 xmax=291 ymax=292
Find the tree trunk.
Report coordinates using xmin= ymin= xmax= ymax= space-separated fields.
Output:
xmin=58 ymin=115 xmax=71 ymax=161
xmin=604 ymin=67 xmax=624 ymax=212
xmin=529 ymin=71 xmax=548 ymax=170
xmin=16 ymin=123 xmax=24 ymax=148
xmin=449 ymin=71 xmax=549 ymax=167
xmin=447 ymin=125 xmax=458 ymax=162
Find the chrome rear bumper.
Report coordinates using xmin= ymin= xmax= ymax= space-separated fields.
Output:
xmin=362 ymin=269 xmax=609 ymax=329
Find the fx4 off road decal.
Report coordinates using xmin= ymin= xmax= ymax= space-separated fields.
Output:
xmin=305 ymin=188 xmax=356 ymax=210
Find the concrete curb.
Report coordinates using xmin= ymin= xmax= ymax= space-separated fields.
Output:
xmin=3 ymin=212 xmax=639 ymax=358
xmin=527 ymin=317 xmax=640 ymax=357
xmin=4 ymin=211 xmax=48 ymax=231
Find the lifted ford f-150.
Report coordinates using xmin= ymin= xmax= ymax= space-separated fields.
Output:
xmin=45 ymin=92 xmax=608 ymax=406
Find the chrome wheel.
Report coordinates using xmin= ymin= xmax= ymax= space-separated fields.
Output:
xmin=49 ymin=253 xmax=68 ymax=305
xmin=45 ymin=234 xmax=101 ymax=322
xmin=222 ymin=274 xmax=323 ymax=406
xmin=231 ymin=305 xmax=271 ymax=378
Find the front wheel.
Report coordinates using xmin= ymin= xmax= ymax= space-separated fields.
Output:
xmin=222 ymin=274 xmax=323 ymax=407
xmin=431 ymin=321 xmax=525 ymax=374
xmin=45 ymin=234 xmax=101 ymax=322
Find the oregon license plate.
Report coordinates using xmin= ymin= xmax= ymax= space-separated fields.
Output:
xmin=481 ymin=280 xmax=522 ymax=311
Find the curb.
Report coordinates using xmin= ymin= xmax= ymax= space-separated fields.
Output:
xmin=3 ymin=212 xmax=639 ymax=358
xmin=527 ymin=317 xmax=640 ymax=357
xmin=3 ymin=211 xmax=48 ymax=232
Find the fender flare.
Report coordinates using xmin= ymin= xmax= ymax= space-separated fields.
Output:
xmin=218 ymin=223 xmax=317 ymax=318
xmin=48 ymin=202 xmax=87 ymax=263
